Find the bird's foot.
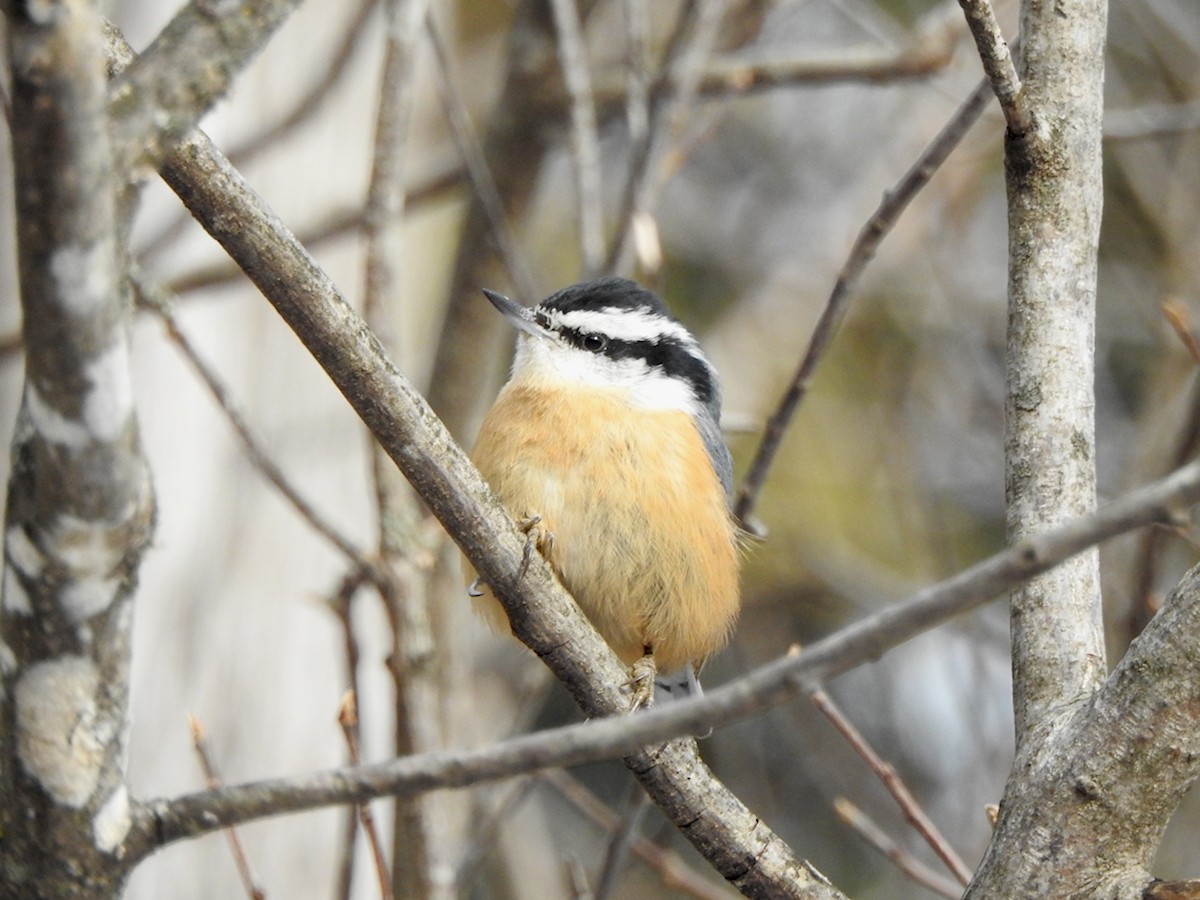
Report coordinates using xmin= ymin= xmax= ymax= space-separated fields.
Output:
xmin=517 ymin=514 xmax=555 ymax=576
xmin=627 ymin=652 xmax=657 ymax=712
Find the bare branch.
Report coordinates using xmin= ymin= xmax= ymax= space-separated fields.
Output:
xmin=226 ymin=0 xmax=379 ymax=166
xmin=691 ymin=41 xmax=954 ymax=95
xmin=108 ymin=0 xmax=302 ymax=171
xmin=126 ymin=457 xmax=1200 ymax=857
xmin=549 ymin=0 xmax=605 ymax=275
xmin=734 ymin=74 xmax=997 ymax=525
xmin=136 ymin=275 xmax=371 ymax=567
xmin=970 ymin=561 xmax=1200 ymax=895
xmin=189 ymin=716 xmax=266 ymax=900
xmin=361 ymin=2 xmax=452 ymax=896
xmin=426 ymin=14 xmax=540 ymax=304
xmin=811 ymin=689 xmax=971 ymax=884
xmin=620 ymin=0 xmax=650 ymax=144
xmin=832 ymin=798 xmax=962 ymax=899
xmin=329 ymin=575 xmax=367 ymax=900
xmin=2 ymin=2 xmax=154 ymax=893
xmin=337 ymin=694 xmax=393 ymax=900
xmin=955 ymin=0 xmax=1031 ymax=134
xmin=1001 ymin=0 xmax=1107 ymax=747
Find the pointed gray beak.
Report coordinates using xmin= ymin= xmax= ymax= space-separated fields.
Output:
xmin=482 ymin=288 xmax=554 ymax=339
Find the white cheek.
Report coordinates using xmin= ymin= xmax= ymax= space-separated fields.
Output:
xmin=513 ymin=337 xmax=698 ymax=416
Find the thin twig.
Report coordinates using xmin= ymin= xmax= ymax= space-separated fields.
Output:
xmin=363 ymin=3 xmax=448 ymax=898
xmin=955 ymin=0 xmax=1031 ymax=135
xmin=425 ymin=15 xmax=540 ymax=303
xmin=330 ymin=573 xmax=369 ymax=900
xmin=621 ymin=0 xmax=650 ymax=145
xmin=455 ymin=776 xmax=541 ymax=890
xmin=338 ymin=693 xmax=394 ymax=900
xmin=593 ymin=786 xmax=652 ymax=900
xmin=604 ymin=0 xmax=730 ymax=274
xmin=131 ymin=456 xmax=1200 ymax=854
xmin=1162 ymin=297 xmax=1200 ymax=367
xmin=733 ymin=74 xmax=998 ymax=525
xmin=134 ymin=273 xmax=373 ymax=569
xmin=1125 ymin=298 xmax=1200 ymax=640
xmin=832 ymin=798 xmax=963 ymax=899
xmin=189 ymin=716 xmax=266 ymax=900
xmin=549 ymin=0 xmax=605 ymax=275
xmin=542 ymin=771 xmax=730 ymax=900
xmin=227 ymin=0 xmax=380 ymax=166
xmin=811 ymin=688 xmax=972 ymax=884
xmin=693 ymin=42 xmax=953 ymax=94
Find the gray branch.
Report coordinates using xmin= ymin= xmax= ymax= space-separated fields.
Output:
xmin=107 ymin=0 xmax=301 ymax=171
xmin=123 ymin=458 xmax=1200 ymax=872
xmin=132 ymin=108 xmax=840 ymax=900
xmin=1 ymin=1 xmax=154 ymax=895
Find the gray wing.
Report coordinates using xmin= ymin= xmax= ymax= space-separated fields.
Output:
xmin=696 ymin=406 xmax=734 ymax=500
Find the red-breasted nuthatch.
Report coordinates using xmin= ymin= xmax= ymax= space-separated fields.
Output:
xmin=468 ymin=277 xmax=741 ymax=703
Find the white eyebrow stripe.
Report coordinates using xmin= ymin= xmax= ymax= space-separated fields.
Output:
xmin=550 ymin=308 xmax=699 ymax=347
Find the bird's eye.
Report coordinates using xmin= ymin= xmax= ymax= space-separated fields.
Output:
xmin=582 ymin=333 xmax=608 ymax=352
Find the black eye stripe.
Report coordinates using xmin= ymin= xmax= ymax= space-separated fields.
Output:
xmin=558 ymin=327 xmax=715 ymax=407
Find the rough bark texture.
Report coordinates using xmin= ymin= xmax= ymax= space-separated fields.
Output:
xmin=961 ymin=0 xmax=1200 ymax=894
xmin=1 ymin=1 xmax=154 ymax=896
xmin=968 ymin=564 xmax=1200 ymax=897
xmin=1003 ymin=0 xmax=1107 ymax=750
xmin=151 ymin=127 xmax=843 ymax=900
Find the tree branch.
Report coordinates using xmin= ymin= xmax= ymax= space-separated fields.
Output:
xmin=955 ymin=0 xmax=1031 ymax=134
xmin=734 ymin=73 xmax=997 ymax=525
xmin=549 ymin=0 xmax=606 ymax=275
xmin=124 ymin=457 xmax=1200 ymax=865
xmin=1 ymin=0 xmax=154 ymax=894
xmin=968 ymin=561 xmax=1200 ymax=896
xmin=360 ymin=2 xmax=452 ymax=896
xmin=108 ymin=0 xmax=302 ymax=171
xmin=1001 ymin=0 xmax=1108 ymax=747
xmin=126 ymin=90 xmax=839 ymax=900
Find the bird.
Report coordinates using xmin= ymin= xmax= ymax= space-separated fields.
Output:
xmin=467 ymin=276 xmax=741 ymax=706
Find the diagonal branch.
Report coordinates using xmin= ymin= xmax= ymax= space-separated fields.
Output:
xmin=955 ymin=0 xmax=1031 ymax=134
xmin=734 ymin=73 xmax=998 ymax=525
xmin=108 ymin=0 xmax=302 ymax=171
xmin=145 ymin=125 xmax=842 ymax=900
xmin=126 ymin=457 xmax=1200 ymax=864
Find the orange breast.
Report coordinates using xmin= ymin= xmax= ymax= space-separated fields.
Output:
xmin=469 ymin=383 xmax=740 ymax=671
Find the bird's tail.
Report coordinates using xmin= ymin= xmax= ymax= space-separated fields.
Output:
xmin=653 ymin=663 xmax=702 ymax=704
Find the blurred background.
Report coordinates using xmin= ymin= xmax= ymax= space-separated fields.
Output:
xmin=3 ymin=0 xmax=1199 ymax=896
